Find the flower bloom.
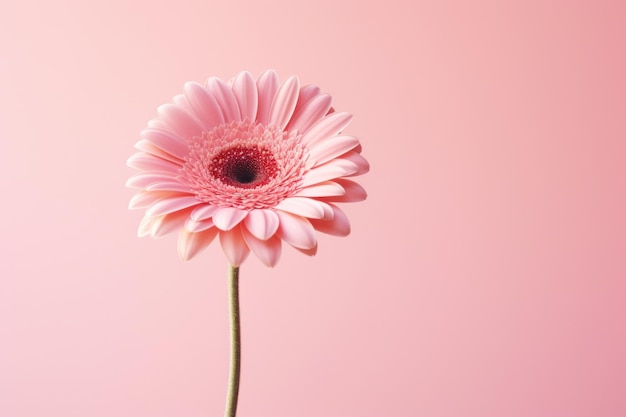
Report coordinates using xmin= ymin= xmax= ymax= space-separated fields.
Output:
xmin=127 ymin=70 xmax=368 ymax=267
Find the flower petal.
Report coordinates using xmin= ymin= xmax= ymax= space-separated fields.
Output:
xmin=339 ymin=151 xmax=370 ymax=176
xmin=309 ymin=204 xmax=351 ymax=236
xmin=320 ymin=201 xmax=335 ymax=219
xmin=274 ymin=197 xmax=325 ymax=219
xmin=185 ymin=217 xmax=215 ymax=232
xmin=129 ymin=190 xmax=185 ymax=210
xmin=306 ymin=135 xmax=360 ymax=168
xmin=232 ymin=71 xmax=258 ymax=122
xmin=137 ymin=215 xmax=154 ymax=237
xmin=243 ymin=209 xmax=280 ymax=240
xmin=256 ymin=70 xmax=279 ymax=125
xmin=190 ymin=204 xmax=219 ymax=221
xmin=269 ymin=76 xmax=300 ymax=130
xmin=242 ymin=229 xmax=282 ymax=267
xmin=212 ymin=207 xmax=248 ymax=231
xmin=140 ymin=128 xmax=189 ymax=160
xmin=319 ymin=178 xmax=367 ymax=202
xmin=206 ymin=77 xmax=241 ymax=122
xmin=219 ymin=225 xmax=250 ymax=266
xmin=296 ymin=84 xmax=321 ymax=108
xmin=127 ymin=153 xmax=181 ymax=174
xmin=301 ymin=111 xmax=353 ymax=147
xmin=146 ymin=182 xmax=193 ymax=193
xmin=172 ymin=94 xmax=195 ymax=114
xmin=293 ymin=181 xmax=345 ymax=198
xmin=294 ymin=244 xmax=318 ymax=257
xmin=287 ymin=93 xmax=332 ymax=134
xmin=285 ymin=84 xmax=321 ymax=130
xmin=146 ymin=196 xmax=200 ymax=217
xmin=300 ymin=158 xmax=361 ymax=187
xmin=184 ymin=81 xmax=225 ymax=129
xmin=276 ymin=211 xmax=317 ymax=250
xmin=151 ymin=208 xmax=193 ymax=238
xmin=147 ymin=118 xmax=169 ymax=130
xmin=178 ymin=228 xmax=219 ymax=261
xmin=157 ymin=103 xmax=205 ymax=140
xmin=134 ymin=140 xmax=183 ymax=164
xmin=126 ymin=173 xmax=177 ymax=189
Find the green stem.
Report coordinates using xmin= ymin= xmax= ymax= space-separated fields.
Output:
xmin=225 ymin=265 xmax=241 ymax=417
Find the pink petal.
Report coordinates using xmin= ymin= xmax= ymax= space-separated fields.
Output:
xmin=134 ymin=140 xmax=183 ymax=164
xmin=157 ymin=103 xmax=205 ymax=140
xmin=319 ymin=179 xmax=367 ymax=202
xmin=137 ymin=215 xmax=153 ymax=237
xmin=242 ymin=229 xmax=282 ymax=267
xmin=256 ymin=70 xmax=278 ymax=125
xmin=301 ymin=112 xmax=353 ymax=147
xmin=269 ymin=76 xmax=300 ymax=130
xmin=306 ymin=135 xmax=360 ymax=168
xmin=127 ymin=153 xmax=181 ymax=173
xmin=338 ymin=151 xmax=370 ymax=176
xmin=126 ymin=173 xmax=177 ymax=189
xmin=212 ymin=207 xmax=248 ymax=231
xmin=309 ymin=204 xmax=351 ymax=236
xmin=129 ymin=190 xmax=185 ymax=210
xmin=287 ymin=93 xmax=332 ymax=134
xmin=140 ymin=128 xmax=189 ymax=160
xmin=232 ymin=71 xmax=258 ymax=122
xmin=151 ymin=208 xmax=192 ymax=238
xmin=285 ymin=84 xmax=321 ymax=129
xmin=274 ymin=197 xmax=326 ymax=219
xmin=147 ymin=118 xmax=169 ymax=129
xmin=190 ymin=204 xmax=219 ymax=221
xmin=296 ymin=84 xmax=321 ymax=108
xmin=146 ymin=182 xmax=193 ymax=193
xmin=172 ymin=94 xmax=194 ymax=114
xmin=293 ymin=181 xmax=345 ymax=198
xmin=206 ymin=77 xmax=241 ymax=122
xmin=183 ymin=81 xmax=225 ymax=129
xmin=319 ymin=201 xmax=335 ymax=219
xmin=146 ymin=196 xmax=200 ymax=217
xmin=185 ymin=217 xmax=215 ymax=232
xmin=276 ymin=211 xmax=317 ymax=250
xmin=178 ymin=228 xmax=219 ymax=261
xmin=219 ymin=225 xmax=250 ymax=266
xmin=300 ymin=158 xmax=361 ymax=187
xmin=294 ymin=244 xmax=318 ymax=257
xmin=243 ymin=209 xmax=280 ymax=240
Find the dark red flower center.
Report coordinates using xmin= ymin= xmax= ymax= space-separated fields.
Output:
xmin=210 ymin=145 xmax=278 ymax=188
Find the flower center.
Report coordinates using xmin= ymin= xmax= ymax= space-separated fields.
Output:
xmin=180 ymin=120 xmax=307 ymax=210
xmin=210 ymin=146 xmax=278 ymax=188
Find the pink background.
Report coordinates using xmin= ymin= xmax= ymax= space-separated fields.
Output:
xmin=1 ymin=0 xmax=625 ymax=416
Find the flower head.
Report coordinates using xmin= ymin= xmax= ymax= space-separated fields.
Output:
xmin=127 ymin=70 xmax=368 ymax=266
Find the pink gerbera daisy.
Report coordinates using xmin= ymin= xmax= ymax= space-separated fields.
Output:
xmin=127 ymin=70 xmax=368 ymax=267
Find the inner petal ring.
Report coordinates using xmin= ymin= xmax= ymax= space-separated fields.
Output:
xmin=179 ymin=120 xmax=308 ymax=210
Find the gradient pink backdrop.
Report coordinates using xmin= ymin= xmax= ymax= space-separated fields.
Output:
xmin=1 ymin=0 xmax=625 ymax=416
